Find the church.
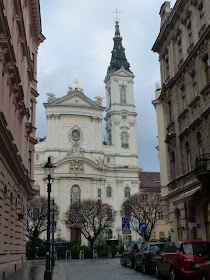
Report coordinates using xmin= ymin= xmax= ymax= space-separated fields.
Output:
xmin=34 ymin=14 xmax=140 ymax=243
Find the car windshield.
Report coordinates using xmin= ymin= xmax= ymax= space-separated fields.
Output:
xmin=149 ymin=244 xmax=164 ymax=252
xmin=137 ymin=242 xmax=142 ymax=249
xmin=182 ymin=243 xmax=210 ymax=255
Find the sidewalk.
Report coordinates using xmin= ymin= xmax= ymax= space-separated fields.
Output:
xmin=4 ymin=260 xmax=67 ymax=280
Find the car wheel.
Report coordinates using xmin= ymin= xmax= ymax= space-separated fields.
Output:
xmin=129 ymin=259 xmax=134 ymax=268
xmin=120 ymin=258 xmax=126 ymax=266
xmin=201 ymin=273 xmax=207 ymax=280
xmin=134 ymin=261 xmax=139 ymax=271
xmin=142 ymin=261 xmax=147 ymax=274
xmin=170 ymin=266 xmax=177 ymax=280
xmin=155 ymin=265 xmax=161 ymax=279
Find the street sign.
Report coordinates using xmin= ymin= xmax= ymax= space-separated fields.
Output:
xmin=188 ymin=215 xmax=196 ymax=223
xmin=139 ymin=222 xmax=147 ymax=232
xmin=50 ymin=221 xmax=57 ymax=232
xmin=122 ymin=217 xmax=131 ymax=234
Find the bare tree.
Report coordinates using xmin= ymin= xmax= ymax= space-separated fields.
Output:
xmin=64 ymin=199 xmax=116 ymax=258
xmin=27 ymin=196 xmax=59 ymax=246
xmin=121 ymin=193 xmax=166 ymax=240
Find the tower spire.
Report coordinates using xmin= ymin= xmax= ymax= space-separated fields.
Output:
xmin=107 ymin=10 xmax=131 ymax=74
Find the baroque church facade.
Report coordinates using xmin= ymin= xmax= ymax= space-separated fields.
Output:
xmin=34 ymin=17 xmax=140 ymax=243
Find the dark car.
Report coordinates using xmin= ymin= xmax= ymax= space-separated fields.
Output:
xmin=134 ymin=241 xmax=164 ymax=273
xmin=155 ymin=240 xmax=210 ymax=280
xmin=120 ymin=241 xmax=143 ymax=268
xmin=200 ymin=258 xmax=210 ymax=280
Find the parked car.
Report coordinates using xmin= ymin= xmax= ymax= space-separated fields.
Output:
xmin=120 ymin=241 xmax=143 ymax=268
xmin=200 ymin=258 xmax=210 ymax=280
xmin=134 ymin=241 xmax=165 ymax=273
xmin=155 ymin=240 xmax=210 ymax=280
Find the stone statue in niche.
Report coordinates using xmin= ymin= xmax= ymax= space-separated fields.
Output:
xmin=97 ymin=156 xmax=104 ymax=169
xmin=46 ymin=93 xmax=56 ymax=103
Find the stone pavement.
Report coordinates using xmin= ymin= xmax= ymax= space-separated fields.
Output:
xmin=4 ymin=258 xmax=156 ymax=280
xmin=4 ymin=259 xmax=66 ymax=280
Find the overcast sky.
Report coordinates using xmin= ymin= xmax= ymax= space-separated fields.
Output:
xmin=37 ymin=0 xmax=176 ymax=172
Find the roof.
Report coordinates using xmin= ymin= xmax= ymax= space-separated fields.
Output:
xmin=139 ymin=172 xmax=161 ymax=189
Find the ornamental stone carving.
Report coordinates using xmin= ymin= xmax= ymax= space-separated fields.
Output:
xmin=176 ymin=73 xmax=185 ymax=89
xmin=46 ymin=93 xmax=56 ymax=103
xmin=97 ymin=156 xmax=104 ymax=170
xmin=186 ymin=58 xmax=195 ymax=75
xmin=198 ymin=40 xmax=208 ymax=59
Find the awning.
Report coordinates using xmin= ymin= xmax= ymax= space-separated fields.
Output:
xmin=173 ymin=185 xmax=201 ymax=205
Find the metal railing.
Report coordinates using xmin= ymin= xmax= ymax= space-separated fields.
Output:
xmin=194 ymin=153 xmax=210 ymax=173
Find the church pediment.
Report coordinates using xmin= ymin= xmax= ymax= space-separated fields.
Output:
xmin=44 ymin=91 xmax=105 ymax=110
xmin=104 ymin=66 xmax=134 ymax=83
xmin=54 ymin=156 xmax=104 ymax=175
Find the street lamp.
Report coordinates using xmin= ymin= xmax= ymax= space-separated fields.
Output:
xmin=51 ymin=199 xmax=56 ymax=267
xmin=44 ymin=156 xmax=55 ymax=280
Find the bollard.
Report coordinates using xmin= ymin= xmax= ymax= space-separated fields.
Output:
xmin=93 ymin=250 xmax=97 ymax=258
xmin=65 ymin=250 xmax=71 ymax=260
xmin=79 ymin=250 xmax=84 ymax=259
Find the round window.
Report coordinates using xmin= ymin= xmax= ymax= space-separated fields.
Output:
xmin=71 ymin=129 xmax=81 ymax=142
xmin=122 ymin=115 xmax=127 ymax=120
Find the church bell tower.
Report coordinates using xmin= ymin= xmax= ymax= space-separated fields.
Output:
xmin=104 ymin=11 xmax=138 ymax=163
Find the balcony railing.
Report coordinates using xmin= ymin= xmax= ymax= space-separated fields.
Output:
xmin=194 ymin=153 xmax=210 ymax=173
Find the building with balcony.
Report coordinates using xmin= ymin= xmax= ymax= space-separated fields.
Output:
xmin=0 ymin=0 xmax=44 ymax=277
xmin=152 ymin=0 xmax=210 ymax=241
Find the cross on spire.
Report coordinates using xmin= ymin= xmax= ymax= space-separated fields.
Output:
xmin=73 ymin=79 xmax=79 ymax=89
xmin=113 ymin=8 xmax=121 ymax=23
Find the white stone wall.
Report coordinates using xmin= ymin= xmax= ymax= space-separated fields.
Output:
xmin=34 ymin=85 xmax=140 ymax=243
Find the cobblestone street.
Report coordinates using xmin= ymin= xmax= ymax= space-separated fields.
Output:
xmin=5 ymin=258 xmax=157 ymax=280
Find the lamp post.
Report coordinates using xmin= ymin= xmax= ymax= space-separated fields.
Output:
xmin=44 ymin=156 xmax=55 ymax=280
xmin=51 ymin=199 xmax=55 ymax=267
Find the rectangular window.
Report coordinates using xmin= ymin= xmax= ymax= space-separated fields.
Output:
xmin=192 ymin=72 xmax=197 ymax=97
xmin=159 ymin=212 xmax=163 ymax=220
xmin=165 ymin=58 xmax=169 ymax=81
xmin=159 ymin=232 xmax=165 ymax=239
xmin=188 ymin=24 xmax=193 ymax=46
xmin=29 ymin=100 xmax=33 ymax=123
xmin=200 ymin=5 xmax=205 ymax=27
xmin=181 ymin=89 xmax=187 ymax=110
xmin=178 ymin=40 xmax=183 ymax=61
xmin=203 ymin=55 xmax=210 ymax=83
xmin=28 ymin=151 xmax=32 ymax=178
xmin=31 ymin=52 xmax=35 ymax=75
xmin=167 ymin=101 xmax=172 ymax=123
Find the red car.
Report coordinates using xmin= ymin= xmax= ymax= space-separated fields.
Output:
xmin=200 ymin=259 xmax=210 ymax=280
xmin=155 ymin=240 xmax=210 ymax=280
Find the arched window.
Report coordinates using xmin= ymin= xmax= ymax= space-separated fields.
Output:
xmin=170 ymin=152 xmax=175 ymax=180
xmin=197 ymin=132 xmax=203 ymax=156
xmin=120 ymin=90 xmax=126 ymax=104
xmin=186 ymin=142 xmax=191 ymax=172
xmin=107 ymin=229 xmax=113 ymax=239
xmin=70 ymin=185 xmax=81 ymax=204
xmin=121 ymin=132 xmax=128 ymax=148
xmin=124 ymin=187 xmax=130 ymax=198
xmin=106 ymin=187 xmax=112 ymax=197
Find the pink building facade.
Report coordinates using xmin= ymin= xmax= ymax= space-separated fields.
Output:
xmin=0 ymin=0 xmax=44 ymax=277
